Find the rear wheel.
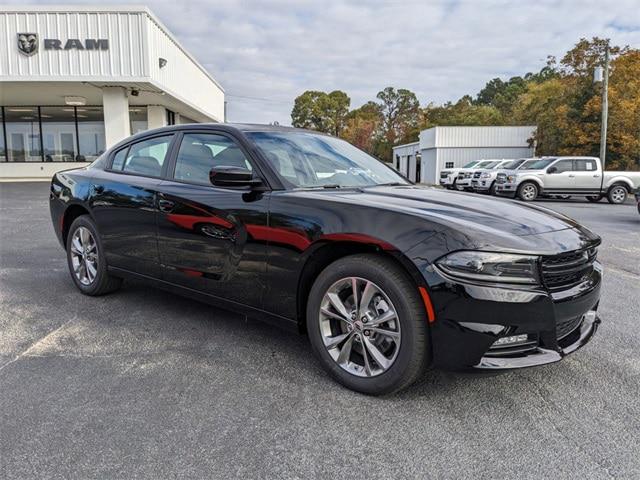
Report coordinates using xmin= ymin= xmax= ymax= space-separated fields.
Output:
xmin=66 ymin=215 xmax=122 ymax=296
xmin=517 ymin=182 xmax=538 ymax=202
xmin=306 ymin=254 xmax=429 ymax=395
xmin=607 ymin=185 xmax=628 ymax=204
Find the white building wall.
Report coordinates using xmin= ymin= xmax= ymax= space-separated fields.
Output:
xmin=420 ymin=126 xmax=536 ymax=149
xmin=421 ymin=150 xmax=438 ymax=184
xmin=0 ymin=10 xmax=147 ymax=79
xmin=146 ymin=18 xmax=225 ymax=122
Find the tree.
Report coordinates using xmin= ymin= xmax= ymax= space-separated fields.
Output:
xmin=375 ymin=87 xmax=420 ymax=161
xmin=342 ymin=101 xmax=383 ymax=154
xmin=291 ymin=90 xmax=350 ymax=136
xmin=424 ymin=96 xmax=503 ymax=127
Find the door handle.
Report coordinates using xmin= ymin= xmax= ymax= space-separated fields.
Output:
xmin=568 ymin=174 xmax=575 ymax=178
xmin=158 ymin=199 xmax=175 ymax=212
xmin=593 ymin=174 xmax=600 ymax=177
xmin=92 ymin=184 xmax=104 ymax=194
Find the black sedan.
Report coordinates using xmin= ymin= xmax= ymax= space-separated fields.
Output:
xmin=50 ymin=124 xmax=603 ymax=395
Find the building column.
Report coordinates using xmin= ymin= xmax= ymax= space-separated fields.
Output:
xmin=102 ymin=87 xmax=130 ymax=147
xmin=147 ymin=105 xmax=167 ymax=129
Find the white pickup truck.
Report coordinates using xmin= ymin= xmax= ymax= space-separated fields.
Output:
xmin=440 ymin=160 xmax=502 ymax=191
xmin=495 ymin=156 xmax=640 ymax=204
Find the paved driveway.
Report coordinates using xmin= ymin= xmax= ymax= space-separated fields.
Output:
xmin=1 ymin=182 xmax=639 ymax=479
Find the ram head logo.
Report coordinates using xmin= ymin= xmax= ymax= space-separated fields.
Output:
xmin=17 ymin=33 xmax=38 ymax=56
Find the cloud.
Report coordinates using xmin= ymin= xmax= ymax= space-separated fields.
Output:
xmin=26 ymin=0 xmax=640 ymax=124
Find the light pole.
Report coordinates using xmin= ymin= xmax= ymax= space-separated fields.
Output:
xmin=594 ymin=45 xmax=610 ymax=171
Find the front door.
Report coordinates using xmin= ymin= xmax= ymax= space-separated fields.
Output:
xmin=544 ymin=158 xmax=575 ymax=192
xmin=89 ymin=134 xmax=175 ymax=277
xmin=156 ymin=131 xmax=269 ymax=309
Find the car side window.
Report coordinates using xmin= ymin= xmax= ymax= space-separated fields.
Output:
xmin=174 ymin=133 xmax=253 ymax=185
xmin=119 ymin=135 xmax=173 ymax=177
xmin=111 ymin=147 xmax=128 ymax=170
xmin=574 ymin=159 xmax=597 ymax=171
xmin=552 ymin=159 xmax=573 ymax=173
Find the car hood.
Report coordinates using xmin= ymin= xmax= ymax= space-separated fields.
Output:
xmin=299 ymin=185 xmax=585 ymax=238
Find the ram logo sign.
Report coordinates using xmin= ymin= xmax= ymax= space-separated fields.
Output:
xmin=17 ymin=33 xmax=38 ymax=56
xmin=16 ymin=34 xmax=109 ymax=55
xmin=45 ymin=38 xmax=109 ymax=51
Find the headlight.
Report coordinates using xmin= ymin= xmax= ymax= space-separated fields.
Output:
xmin=507 ymin=174 xmax=516 ymax=182
xmin=435 ymin=251 xmax=540 ymax=284
xmin=464 ymin=172 xmax=472 ymax=178
xmin=480 ymin=172 xmax=491 ymax=178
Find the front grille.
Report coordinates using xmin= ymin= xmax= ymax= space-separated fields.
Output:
xmin=473 ymin=171 xmax=482 ymax=179
xmin=496 ymin=173 xmax=507 ymax=184
xmin=457 ymin=173 xmax=465 ymax=180
xmin=541 ymin=248 xmax=597 ymax=291
xmin=557 ymin=315 xmax=583 ymax=340
xmin=440 ymin=172 xmax=450 ymax=179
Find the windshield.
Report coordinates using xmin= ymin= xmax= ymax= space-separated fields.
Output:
xmin=482 ymin=161 xmax=501 ymax=169
xmin=521 ymin=158 xmax=556 ymax=170
xmin=500 ymin=159 xmax=524 ymax=169
xmin=247 ymin=131 xmax=409 ymax=188
xmin=462 ymin=161 xmax=478 ymax=168
xmin=473 ymin=161 xmax=494 ymax=169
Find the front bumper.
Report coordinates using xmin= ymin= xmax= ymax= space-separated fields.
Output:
xmin=439 ymin=176 xmax=455 ymax=186
xmin=456 ymin=178 xmax=472 ymax=189
xmin=495 ymin=181 xmax=517 ymax=196
xmin=424 ymin=261 xmax=602 ymax=371
xmin=471 ymin=179 xmax=492 ymax=191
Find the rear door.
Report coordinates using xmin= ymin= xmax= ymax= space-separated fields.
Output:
xmin=155 ymin=130 xmax=270 ymax=309
xmin=572 ymin=158 xmax=601 ymax=193
xmin=89 ymin=133 xmax=176 ymax=277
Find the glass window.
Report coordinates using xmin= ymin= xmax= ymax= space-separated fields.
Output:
xmin=174 ymin=133 xmax=252 ymax=185
xmin=41 ymin=107 xmax=77 ymax=162
xmin=445 ymin=162 xmax=454 ymax=168
xmin=575 ymin=159 xmax=597 ymax=171
xmin=552 ymin=159 xmax=573 ymax=173
xmin=4 ymin=107 xmax=41 ymax=162
xmin=111 ymin=148 xmax=128 ymax=170
xmin=77 ymin=107 xmax=106 ymax=162
xmin=522 ymin=158 xmax=556 ymax=170
xmin=0 ymin=108 xmax=5 ymax=162
xmin=130 ymin=107 xmax=148 ymax=135
xmin=122 ymin=135 xmax=173 ymax=177
xmin=247 ymin=131 xmax=407 ymax=189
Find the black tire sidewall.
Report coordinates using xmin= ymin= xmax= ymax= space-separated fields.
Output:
xmin=306 ymin=255 xmax=428 ymax=395
xmin=66 ymin=215 xmax=110 ymax=295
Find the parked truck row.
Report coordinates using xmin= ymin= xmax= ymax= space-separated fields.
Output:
xmin=439 ymin=156 xmax=640 ymax=204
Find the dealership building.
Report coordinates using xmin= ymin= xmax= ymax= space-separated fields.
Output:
xmin=0 ymin=6 xmax=225 ymax=180
xmin=392 ymin=126 xmax=537 ymax=184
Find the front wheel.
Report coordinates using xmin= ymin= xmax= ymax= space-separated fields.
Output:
xmin=306 ymin=254 xmax=429 ymax=395
xmin=517 ymin=181 xmax=538 ymax=202
xmin=66 ymin=215 xmax=122 ymax=296
xmin=488 ymin=181 xmax=497 ymax=195
xmin=607 ymin=185 xmax=628 ymax=204
xmin=586 ymin=195 xmax=602 ymax=203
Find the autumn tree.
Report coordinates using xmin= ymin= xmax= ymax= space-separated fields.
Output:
xmin=424 ymin=95 xmax=503 ymax=127
xmin=342 ymin=101 xmax=383 ymax=154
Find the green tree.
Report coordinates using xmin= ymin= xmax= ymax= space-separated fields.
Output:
xmin=375 ymin=87 xmax=420 ymax=161
xmin=291 ymin=90 xmax=350 ymax=136
xmin=424 ymin=96 xmax=503 ymax=127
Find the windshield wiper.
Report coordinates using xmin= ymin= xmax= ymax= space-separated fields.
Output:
xmin=365 ymin=182 xmax=406 ymax=187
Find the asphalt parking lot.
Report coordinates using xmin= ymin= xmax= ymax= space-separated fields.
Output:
xmin=1 ymin=182 xmax=639 ymax=479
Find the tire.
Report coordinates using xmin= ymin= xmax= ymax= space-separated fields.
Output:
xmin=66 ymin=215 xmax=122 ymax=296
xmin=306 ymin=254 xmax=429 ymax=395
xmin=517 ymin=181 xmax=538 ymax=202
xmin=607 ymin=185 xmax=628 ymax=204
xmin=586 ymin=196 xmax=602 ymax=203
xmin=488 ymin=181 xmax=497 ymax=195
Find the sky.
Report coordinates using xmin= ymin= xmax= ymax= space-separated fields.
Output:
xmin=26 ymin=0 xmax=640 ymax=124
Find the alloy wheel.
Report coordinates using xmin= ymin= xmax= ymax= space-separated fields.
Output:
xmin=318 ymin=277 xmax=401 ymax=377
xmin=521 ymin=184 xmax=537 ymax=201
xmin=70 ymin=226 xmax=99 ymax=286
xmin=610 ymin=186 xmax=626 ymax=204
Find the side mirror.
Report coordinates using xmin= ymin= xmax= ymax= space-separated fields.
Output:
xmin=209 ymin=166 xmax=263 ymax=188
xmin=547 ymin=166 xmax=558 ymax=174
